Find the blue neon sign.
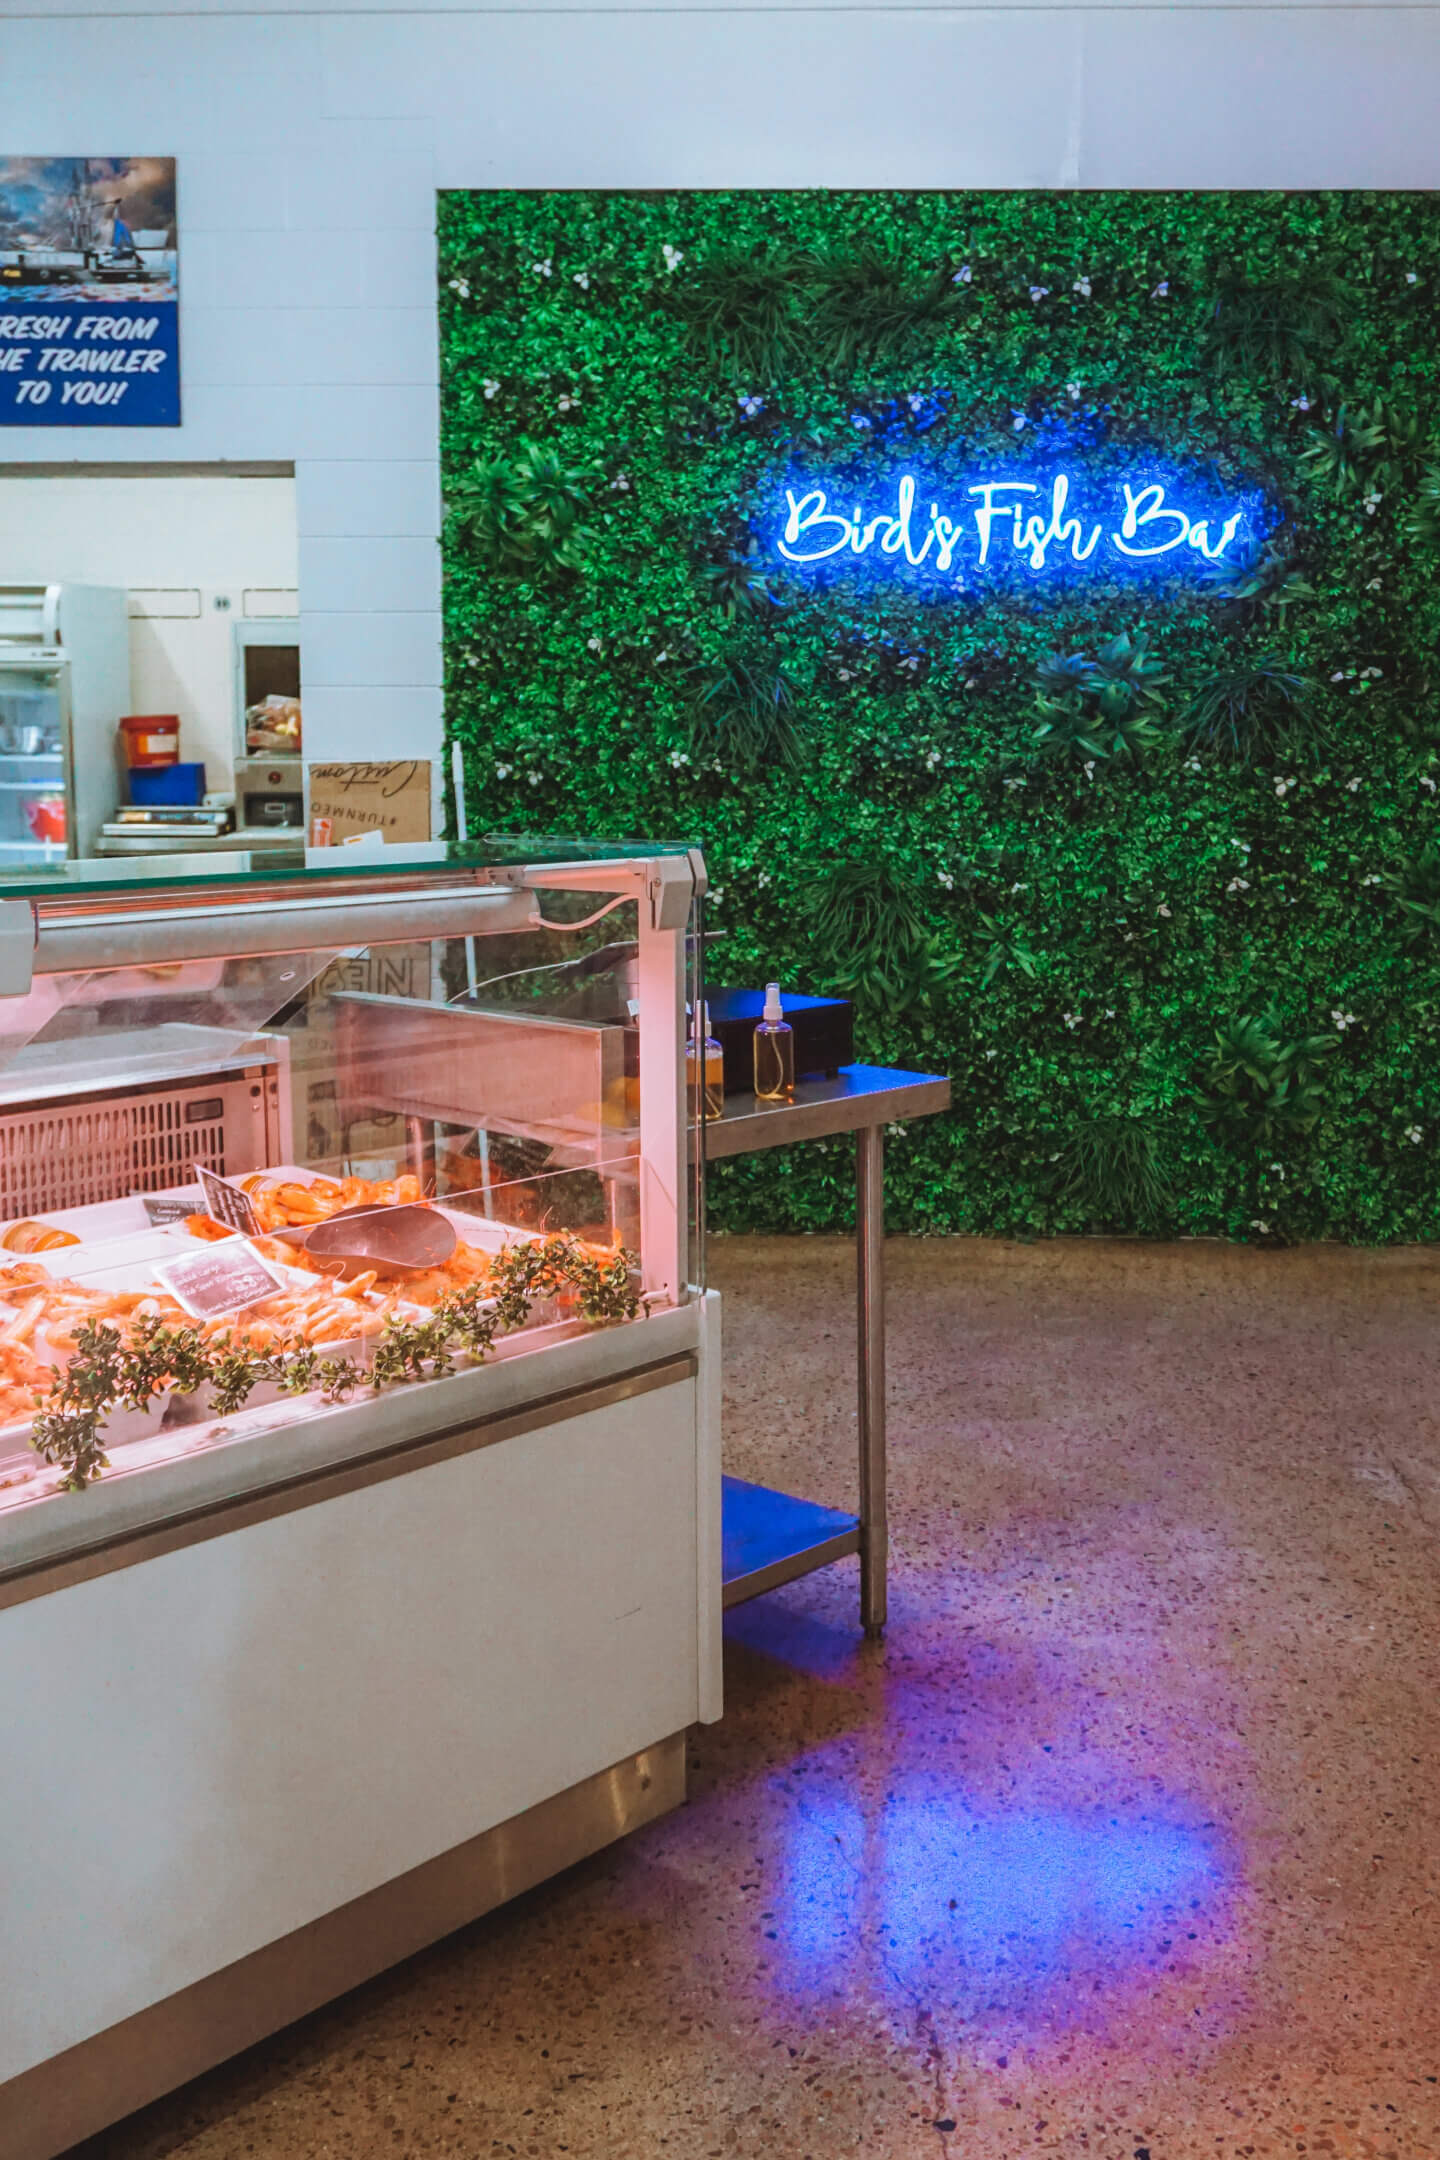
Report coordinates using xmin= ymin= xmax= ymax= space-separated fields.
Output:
xmin=775 ymin=471 xmax=1248 ymax=581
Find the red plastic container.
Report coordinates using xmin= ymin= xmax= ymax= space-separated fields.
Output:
xmin=120 ymin=714 xmax=180 ymax=768
xmin=23 ymin=798 xmax=66 ymax=844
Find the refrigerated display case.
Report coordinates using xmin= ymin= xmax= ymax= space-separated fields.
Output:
xmin=0 ymin=583 xmax=131 ymax=863
xmin=0 ymin=837 xmax=720 ymax=2160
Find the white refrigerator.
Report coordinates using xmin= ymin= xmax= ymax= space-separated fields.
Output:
xmin=0 ymin=583 xmax=130 ymax=864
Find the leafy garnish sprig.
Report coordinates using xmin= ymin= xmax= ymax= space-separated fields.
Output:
xmin=29 ymin=1234 xmax=641 ymax=1496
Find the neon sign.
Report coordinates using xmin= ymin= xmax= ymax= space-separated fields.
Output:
xmin=776 ymin=472 xmax=1248 ymax=580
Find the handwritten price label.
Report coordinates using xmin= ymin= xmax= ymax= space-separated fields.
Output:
xmin=154 ymin=1244 xmax=285 ymax=1321
xmin=195 ymin=1166 xmax=259 ymax=1237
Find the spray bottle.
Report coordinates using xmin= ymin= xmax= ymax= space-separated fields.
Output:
xmin=753 ymin=982 xmax=795 ymax=1103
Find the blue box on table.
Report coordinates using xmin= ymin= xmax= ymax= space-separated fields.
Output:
xmin=127 ymin=762 xmax=207 ymax=807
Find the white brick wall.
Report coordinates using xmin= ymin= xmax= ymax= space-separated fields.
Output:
xmin=3 ymin=1 xmax=1439 ymax=771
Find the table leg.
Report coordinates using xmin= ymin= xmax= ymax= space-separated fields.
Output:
xmin=856 ymin=1122 xmax=887 ymax=1637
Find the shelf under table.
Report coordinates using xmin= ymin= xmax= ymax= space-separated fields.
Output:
xmin=721 ymin=1475 xmax=859 ymax=1609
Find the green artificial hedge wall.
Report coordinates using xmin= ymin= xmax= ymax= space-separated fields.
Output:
xmin=437 ymin=189 xmax=1440 ymax=1242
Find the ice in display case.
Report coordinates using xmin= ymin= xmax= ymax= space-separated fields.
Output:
xmin=0 ymin=838 xmax=721 ymax=2160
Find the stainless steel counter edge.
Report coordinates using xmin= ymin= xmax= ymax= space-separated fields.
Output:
xmin=0 ymin=1300 xmax=704 ymax=1588
xmin=696 ymin=1068 xmax=952 ymax=1160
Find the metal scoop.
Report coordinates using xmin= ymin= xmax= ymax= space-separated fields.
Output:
xmin=276 ymin=1203 xmax=458 ymax=1279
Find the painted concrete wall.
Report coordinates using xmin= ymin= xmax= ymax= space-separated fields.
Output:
xmin=2 ymin=3 xmax=1438 ymax=771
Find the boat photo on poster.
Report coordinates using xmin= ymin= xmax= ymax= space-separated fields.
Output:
xmin=0 ymin=155 xmax=178 ymax=426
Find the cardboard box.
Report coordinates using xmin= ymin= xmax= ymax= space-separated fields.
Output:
xmin=307 ymin=760 xmax=432 ymax=844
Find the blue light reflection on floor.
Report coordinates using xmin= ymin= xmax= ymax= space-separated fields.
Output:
xmin=771 ymin=1770 xmax=1222 ymax=2020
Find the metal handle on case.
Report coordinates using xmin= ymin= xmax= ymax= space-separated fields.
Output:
xmin=25 ymin=884 xmax=540 ymax=975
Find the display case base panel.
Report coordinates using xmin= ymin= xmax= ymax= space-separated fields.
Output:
xmin=721 ymin=1475 xmax=860 ymax=1607
xmin=0 ymin=1732 xmax=684 ymax=2160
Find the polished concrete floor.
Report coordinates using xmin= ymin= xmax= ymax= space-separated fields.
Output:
xmin=80 ymin=1236 xmax=1439 ymax=2160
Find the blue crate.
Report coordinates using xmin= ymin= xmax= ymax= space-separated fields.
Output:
xmin=127 ymin=762 xmax=207 ymax=806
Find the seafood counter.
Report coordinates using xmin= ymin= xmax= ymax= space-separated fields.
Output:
xmin=0 ymin=841 xmax=718 ymax=2160
xmin=0 ymin=1167 xmax=638 ymax=1509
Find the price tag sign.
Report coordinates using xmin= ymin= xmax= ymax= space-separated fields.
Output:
xmin=195 ymin=1166 xmax=259 ymax=1237
xmin=154 ymin=1245 xmax=285 ymax=1322
xmin=142 ymin=1191 xmax=203 ymax=1226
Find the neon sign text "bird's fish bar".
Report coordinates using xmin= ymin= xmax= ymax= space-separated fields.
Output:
xmin=776 ymin=474 xmax=1246 ymax=577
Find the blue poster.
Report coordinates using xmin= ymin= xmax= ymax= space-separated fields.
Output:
xmin=0 ymin=157 xmax=178 ymax=427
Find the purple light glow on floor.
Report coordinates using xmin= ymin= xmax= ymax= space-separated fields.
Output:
xmin=766 ymin=1763 xmax=1225 ymax=2031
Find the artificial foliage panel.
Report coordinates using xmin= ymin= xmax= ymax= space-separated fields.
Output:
xmin=438 ymin=191 xmax=1440 ymax=1242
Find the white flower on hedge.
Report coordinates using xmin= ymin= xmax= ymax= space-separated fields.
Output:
xmin=1406 ymin=271 xmax=1419 ymax=284
xmin=953 ymin=264 xmax=973 ymax=285
xmin=1152 ymin=279 xmax=1170 ymax=298
xmin=586 ymin=636 xmax=603 ymax=653
xmin=1331 ymin=670 xmax=1346 ymax=682
xmin=557 ymin=394 xmax=578 ymax=411
xmin=482 ymin=378 xmax=500 ymax=400
xmin=985 ymin=1047 xmax=999 ymax=1059
xmin=1363 ymin=491 xmax=1382 ymax=514
xmin=1062 ymin=1011 xmax=1081 ymax=1030
xmin=448 ymin=276 xmax=471 ymax=298
xmin=532 ymin=258 xmax=552 ymax=278
xmin=1028 ymin=286 xmax=1050 ymax=303
xmin=937 ymin=869 xmax=955 ymax=890
xmin=1003 ymin=776 xmax=1026 ymax=790
xmin=661 ymin=244 xmax=684 ymax=273
xmin=654 ymin=648 xmax=670 ymax=664
xmin=1290 ymin=394 xmax=1311 ymax=410
xmin=667 ymin=749 xmax=690 ymax=769
xmin=756 ymin=871 xmax=771 ymax=888
xmin=610 ymin=472 xmax=631 ymax=492
xmin=1406 ymin=1123 xmax=1424 ymax=1142
xmin=1010 ymin=882 xmax=1029 ymax=893
xmin=1227 ymin=877 xmax=1251 ymax=893
xmin=924 ymin=748 xmax=942 ymax=770
xmin=1366 ymin=577 xmax=1383 ymax=591
xmin=1421 ymin=775 xmax=1437 ymax=792
xmin=573 ymin=271 xmax=590 ymax=290
xmin=1012 ymin=413 xmax=1028 ymax=433
xmin=1184 ymin=756 xmax=1202 ymax=772
xmin=1073 ymin=275 xmax=1092 ymax=297
xmin=1251 ymin=1219 xmax=1272 ymax=1234
xmin=1361 ymin=666 xmax=1384 ymax=679
xmin=494 ymin=762 xmax=512 ymax=779
xmin=737 ymin=392 xmax=764 ymax=418
xmin=1347 ymin=777 xmax=1362 ymax=792
xmin=1274 ymin=775 xmax=1297 ymax=796
xmin=1083 ymin=759 xmax=1096 ymax=780
xmin=1360 ymin=873 xmax=1381 ymax=886
xmin=1157 ymin=903 xmax=1172 ymax=917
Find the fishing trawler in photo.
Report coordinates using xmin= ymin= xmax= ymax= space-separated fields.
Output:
xmin=0 ymin=156 xmax=176 ymax=299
